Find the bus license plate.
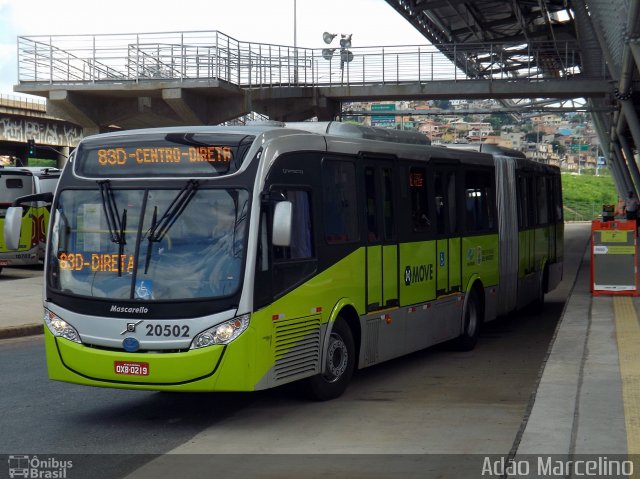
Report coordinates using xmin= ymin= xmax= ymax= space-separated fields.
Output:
xmin=114 ymin=361 xmax=149 ymax=376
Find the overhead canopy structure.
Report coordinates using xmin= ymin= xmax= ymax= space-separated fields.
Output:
xmin=385 ymin=0 xmax=640 ymax=196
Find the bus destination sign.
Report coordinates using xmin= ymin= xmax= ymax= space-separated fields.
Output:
xmin=74 ymin=132 xmax=255 ymax=178
xmin=95 ymin=145 xmax=232 ymax=168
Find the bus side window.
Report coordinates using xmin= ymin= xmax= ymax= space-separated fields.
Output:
xmin=382 ymin=167 xmax=395 ymax=240
xmin=364 ymin=166 xmax=379 ymax=242
xmin=434 ymin=174 xmax=445 ymax=235
xmin=464 ymin=169 xmax=495 ymax=232
xmin=322 ymin=160 xmax=359 ymax=244
xmin=536 ymin=176 xmax=549 ymax=225
xmin=446 ymin=171 xmax=457 ymax=234
xmin=409 ymin=167 xmax=430 ymax=232
xmin=273 ymin=189 xmax=314 ymax=261
xmin=517 ymin=174 xmax=529 ymax=229
xmin=553 ymin=175 xmax=563 ymax=222
xmin=434 ymin=168 xmax=458 ymax=236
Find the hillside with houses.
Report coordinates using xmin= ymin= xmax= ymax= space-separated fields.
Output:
xmin=343 ymin=100 xmax=604 ymax=174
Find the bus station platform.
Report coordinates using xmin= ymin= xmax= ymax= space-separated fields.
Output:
xmin=513 ymin=223 xmax=635 ymax=458
xmin=0 ymin=222 xmax=637 ymax=463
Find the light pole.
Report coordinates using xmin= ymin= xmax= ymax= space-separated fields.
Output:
xmin=322 ymin=32 xmax=354 ymax=84
xmin=293 ymin=0 xmax=298 ymax=83
xmin=293 ymin=0 xmax=297 ymax=49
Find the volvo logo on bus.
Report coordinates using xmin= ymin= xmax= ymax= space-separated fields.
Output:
xmin=121 ymin=320 xmax=144 ymax=335
xmin=122 ymin=337 xmax=140 ymax=352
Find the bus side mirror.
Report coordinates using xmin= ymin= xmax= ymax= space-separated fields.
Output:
xmin=272 ymin=201 xmax=292 ymax=247
xmin=4 ymin=207 xmax=24 ymax=250
xmin=13 ymin=192 xmax=53 ymax=207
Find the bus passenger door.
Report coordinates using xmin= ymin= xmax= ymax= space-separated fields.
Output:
xmin=434 ymin=168 xmax=461 ymax=297
xmin=433 ymin=166 xmax=462 ymax=341
xmin=363 ymin=162 xmax=398 ymax=312
xmin=516 ymin=173 xmax=537 ymax=306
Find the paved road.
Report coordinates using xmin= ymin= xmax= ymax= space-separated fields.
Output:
xmin=0 ymin=224 xmax=590 ymax=479
xmin=0 ymin=264 xmax=43 ymax=280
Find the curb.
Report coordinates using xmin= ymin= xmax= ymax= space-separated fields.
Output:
xmin=0 ymin=323 xmax=44 ymax=340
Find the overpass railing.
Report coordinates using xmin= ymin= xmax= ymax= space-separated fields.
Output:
xmin=17 ymin=31 xmax=607 ymax=88
xmin=0 ymin=93 xmax=46 ymax=112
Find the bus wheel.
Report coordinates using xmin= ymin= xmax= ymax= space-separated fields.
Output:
xmin=533 ymin=270 xmax=546 ymax=313
xmin=457 ymin=289 xmax=481 ymax=351
xmin=303 ymin=318 xmax=355 ymax=401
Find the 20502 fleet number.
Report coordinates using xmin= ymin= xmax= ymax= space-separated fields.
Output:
xmin=145 ymin=324 xmax=190 ymax=338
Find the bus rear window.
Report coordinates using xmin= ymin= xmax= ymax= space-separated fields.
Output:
xmin=5 ymin=178 xmax=23 ymax=189
xmin=74 ymin=132 xmax=255 ymax=178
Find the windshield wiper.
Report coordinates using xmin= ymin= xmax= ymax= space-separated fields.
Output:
xmin=143 ymin=180 xmax=199 ymax=273
xmin=232 ymin=198 xmax=248 ymax=258
xmin=118 ymin=209 xmax=127 ymax=276
xmin=144 ymin=206 xmax=158 ymax=274
xmin=98 ymin=181 xmax=127 ymax=276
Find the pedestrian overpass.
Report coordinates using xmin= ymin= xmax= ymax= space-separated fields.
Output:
xmin=11 ymin=0 xmax=640 ymax=198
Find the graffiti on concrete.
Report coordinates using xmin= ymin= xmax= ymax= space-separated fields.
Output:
xmin=0 ymin=114 xmax=82 ymax=147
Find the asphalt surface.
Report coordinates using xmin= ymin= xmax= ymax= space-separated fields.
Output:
xmin=0 ymin=223 xmax=608 ymax=479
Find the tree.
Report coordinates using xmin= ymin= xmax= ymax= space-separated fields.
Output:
xmin=488 ymin=112 xmax=516 ymax=130
xmin=570 ymin=113 xmax=586 ymax=124
xmin=432 ymin=100 xmax=451 ymax=109
xmin=551 ymin=139 xmax=566 ymax=155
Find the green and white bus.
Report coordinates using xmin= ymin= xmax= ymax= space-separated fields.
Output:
xmin=4 ymin=123 xmax=563 ymax=399
xmin=0 ymin=166 xmax=60 ymax=275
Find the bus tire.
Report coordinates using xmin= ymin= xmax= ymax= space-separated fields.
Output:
xmin=457 ymin=289 xmax=481 ymax=351
xmin=533 ymin=268 xmax=547 ymax=313
xmin=303 ymin=317 xmax=355 ymax=401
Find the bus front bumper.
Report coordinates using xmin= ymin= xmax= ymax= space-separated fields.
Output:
xmin=0 ymin=249 xmax=38 ymax=267
xmin=44 ymin=327 xmax=257 ymax=392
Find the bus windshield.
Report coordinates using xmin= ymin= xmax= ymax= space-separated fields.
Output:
xmin=48 ymin=187 xmax=249 ymax=301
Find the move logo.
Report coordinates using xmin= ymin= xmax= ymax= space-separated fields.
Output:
xmin=404 ymin=264 xmax=434 ymax=286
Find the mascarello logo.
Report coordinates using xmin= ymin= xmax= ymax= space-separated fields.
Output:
xmin=7 ymin=455 xmax=73 ymax=478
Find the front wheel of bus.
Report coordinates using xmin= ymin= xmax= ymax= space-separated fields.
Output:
xmin=303 ymin=318 xmax=355 ymax=401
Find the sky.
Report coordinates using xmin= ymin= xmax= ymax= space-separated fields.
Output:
xmin=0 ymin=0 xmax=428 ymax=97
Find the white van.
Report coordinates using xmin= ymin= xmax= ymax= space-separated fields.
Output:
xmin=0 ymin=167 xmax=60 ymax=274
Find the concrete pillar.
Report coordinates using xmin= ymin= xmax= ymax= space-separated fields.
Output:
xmin=48 ymin=90 xmax=100 ymax=134
xmin=162 ymin=88 xmax=206 ymax=124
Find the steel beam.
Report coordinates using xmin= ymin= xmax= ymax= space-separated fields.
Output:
xmin=618 ymin=133 xmax=640 ymax=196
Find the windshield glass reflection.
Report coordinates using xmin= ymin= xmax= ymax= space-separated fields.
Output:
xmin=48 ymin=188 xmax=248 ymax=300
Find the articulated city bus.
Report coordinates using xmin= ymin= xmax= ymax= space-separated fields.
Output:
xmin=0 ymin=166 xmax=60 ymax=275
xmin=4 ymin=123 xmax=563 ymax=400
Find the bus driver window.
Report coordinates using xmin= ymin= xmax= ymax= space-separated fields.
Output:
xmin=273 ymin=189 xmax=313 ymax=261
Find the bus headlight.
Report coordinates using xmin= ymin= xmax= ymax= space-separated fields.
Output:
xmin=190 ymin=314 xmax=250 ymax=349
xmin=44 ymin=309 xmax=81 ymax=343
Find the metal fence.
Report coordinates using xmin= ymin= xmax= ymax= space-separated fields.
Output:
xmin=563 ymin=201 xmax=614 ymax=222
xmin=0 ymin=93 xmax=46 ymax=111
xmin=17 ymin=31 xmax=607 ymax=88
